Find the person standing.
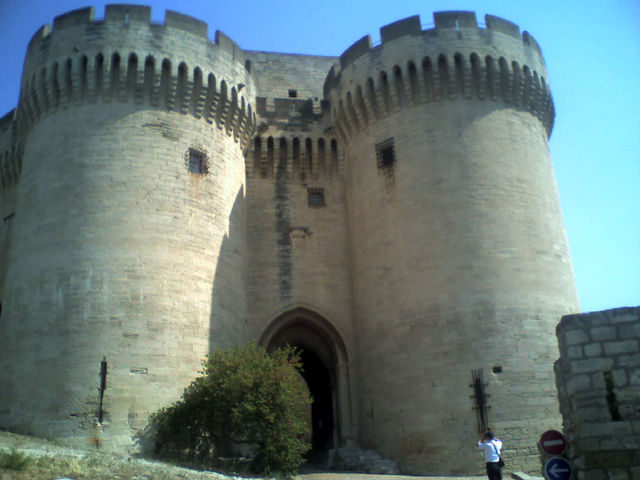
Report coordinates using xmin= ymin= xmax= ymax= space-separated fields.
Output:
xmin=477 ymin=430 xmax=503 ymax=480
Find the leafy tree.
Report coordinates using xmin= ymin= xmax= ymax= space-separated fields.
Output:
xmin=151 ymin=342 xmax=311 ymax=476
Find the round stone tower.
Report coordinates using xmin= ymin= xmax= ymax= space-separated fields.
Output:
xmin=0 ymin=5 xmax=255 ymax=449
xmin=324 ymin=12 xmax=579 ymax=473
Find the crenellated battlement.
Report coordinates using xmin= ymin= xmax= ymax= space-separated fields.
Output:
xmin=0 ymin=110 xmax=16 ymax=134
xmin=337 ymin=12 xmax=545 ymax=72
xmin=326 ymin=51 xmax=554 ymax=143
xmin=0 ymin=110 xmax=21 ymax=190
xmin=324 ymin=12 xmax=554 ymax=141
xmin=16 ymin=50 xmax=257 ymax=147
xmin=0 ymin=143 xmax=22 ymax=191
xmin=17 ymin=5 xmax=257 ymax=147
xmin=27 ymin=5 xmax=235 ymax=57
xmin=25 ymin=6 xmax=247 ymax=81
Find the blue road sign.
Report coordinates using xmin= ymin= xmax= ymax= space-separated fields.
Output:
xmin=544 ymin=456 xmax=572 ymax=480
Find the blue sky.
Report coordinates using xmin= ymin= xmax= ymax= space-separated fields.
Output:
xmin=0 ymin=0 xmax=638 ymax=313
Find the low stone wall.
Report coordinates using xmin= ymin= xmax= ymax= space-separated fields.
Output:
xmin=555 ymin=307 xmax=640 ymax=479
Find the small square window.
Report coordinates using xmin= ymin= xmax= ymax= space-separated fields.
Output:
xmin=288 ymin=89 xmax=298 ymax=98
xmin=308 ymin=187 xmax=325 ymax=208
xmin=187 ymin=148 xmax=208 ymax=175
xmin=376 ymin=138 xmax=395 ymax=168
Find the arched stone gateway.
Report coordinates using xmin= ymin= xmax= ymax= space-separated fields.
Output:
xmin=259 ymin=308 xmax=353 ymax=457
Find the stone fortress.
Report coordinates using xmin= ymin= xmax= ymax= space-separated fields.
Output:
xmin=0 ymin=5 xmax=582 ymax=475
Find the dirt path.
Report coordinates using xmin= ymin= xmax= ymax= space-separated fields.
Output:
xmin=296 ymin=474 xmax=538 ymax=480
xmin=0 ymin=430 xmax=538 ymax=480
xmin=296 ymin=475 xmax=485 ymax=480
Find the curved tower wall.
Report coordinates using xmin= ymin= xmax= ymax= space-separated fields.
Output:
xmin=0 ymin=5 xmax=255 ymax=449
xmin=0 ymin=112 xmax=20 ymax=298
xmin=325 ymin=12 xmax=579 ymax=473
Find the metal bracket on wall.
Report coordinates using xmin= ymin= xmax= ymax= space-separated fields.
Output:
xmin=471 ymin=369 xmax=490 ymax=433
xmin=98 ymin=357 xmax=107 ymax=423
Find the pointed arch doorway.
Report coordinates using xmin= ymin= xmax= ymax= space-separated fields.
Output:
xmin=259 ymin=308 xmax=352 ymax=457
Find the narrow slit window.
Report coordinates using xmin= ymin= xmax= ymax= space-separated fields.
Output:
xmin=376 ymin=138 xmax=396 ymax=169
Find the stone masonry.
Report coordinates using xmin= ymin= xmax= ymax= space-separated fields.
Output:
xmin=555 ymin=307 xmax=640 ymax=479
xmin=0 ymin=6 xmax=579 ymax=475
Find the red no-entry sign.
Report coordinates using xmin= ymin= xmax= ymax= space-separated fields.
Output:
xmin=540 ymin=430 xmax=566 ymax=456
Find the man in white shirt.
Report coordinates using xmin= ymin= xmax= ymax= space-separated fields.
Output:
xmin=477 ymin=430 xmax=503 ymax=480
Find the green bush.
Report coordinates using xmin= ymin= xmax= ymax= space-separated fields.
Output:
xmin=0 ymin=447 xmax=32 ymax=471
xmin=151 ymin=343 xmax=311 ymax=476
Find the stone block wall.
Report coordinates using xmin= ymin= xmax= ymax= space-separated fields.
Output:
xmin=0 ymin=110 xmax=18 ymax=297
xmin=555 ymin=307 xmax=640 ymax=479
